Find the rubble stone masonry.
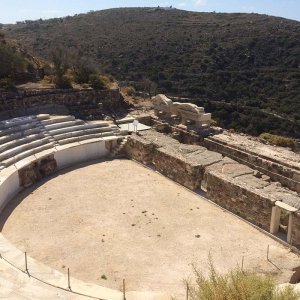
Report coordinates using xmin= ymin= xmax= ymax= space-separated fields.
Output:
xmin=0 ymin=89 xmax=122 ymax=121
xmin=126 ymin=130 xmax=300 ymax=247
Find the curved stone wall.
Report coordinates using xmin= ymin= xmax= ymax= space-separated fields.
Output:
xmin=0 ymin=139 xmax=115 ymax=213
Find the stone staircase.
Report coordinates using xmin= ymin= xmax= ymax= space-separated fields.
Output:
xmin=110 ymin=137 xmax=128 ymax=158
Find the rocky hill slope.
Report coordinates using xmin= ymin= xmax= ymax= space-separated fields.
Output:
xmin=3 ymin=8 xmax=300 ymax=137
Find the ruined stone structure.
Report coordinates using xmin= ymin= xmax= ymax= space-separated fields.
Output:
xmin=0 ymin=88 xmax=123 ymax=121
xmin=153 ymin=94 xmax=212 ymax=129
xmin=126 ymin=130 xmax=300 ymax=249
xmin=0 ymin=91 xmax=300 ymax=298
xmin=202 ymin=133 xmax=300 ymax=193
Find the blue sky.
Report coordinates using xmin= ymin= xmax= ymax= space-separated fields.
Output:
xmin=0 ymin=0 xmax=299 ymax=24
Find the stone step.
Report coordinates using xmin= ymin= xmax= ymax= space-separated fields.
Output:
xmin=43 ymin=120 xmax=84 ymax=131
xmin=0 ymin=116 xmax=37 ymax=130
xmin=0 ymin=132 xmax=24 ymax=145
xmin=57 ymin=132 xmax=116 ymax=145
xmin=82 ymin=120 xmax=111 ymax=128
xmin=52 ymin=126 xmax=115 ymax=142
xmin=36 ymin=114 xmax=50 ymax=121
xmin=0 ymin=142 xmax=55 ymax=168
xmin=0 ymin=133 xmax=45 ymax=153
xmin=39 ymin=115 xmax=76 ymax=126
xmin=0 ymin=137 xmax=51 ymax=163
xmin=0 ymin=121 xmax=40 ymax=137
xmin=47 ymin=123 xmax=116 ymax=137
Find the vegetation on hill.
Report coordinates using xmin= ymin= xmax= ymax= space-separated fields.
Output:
xmin=4 ymin=8 xmax=300 ymax=137
xmin=0 ymin=31 xmax=30 ymax=90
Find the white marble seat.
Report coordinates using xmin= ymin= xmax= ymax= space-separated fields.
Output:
xmin=39 ymin=115 xmax=75 ymax=125
xmin=44 ymin=120 xmax=85 ymax=131
xmin=0 ymin=133 xmax=45 ymax=153
xmin=0 ymin=138 xmax=52 ymax=163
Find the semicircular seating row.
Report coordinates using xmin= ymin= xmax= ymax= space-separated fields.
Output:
xmin=0 ymin=114 xmax=128 ymax=212
xmin=0 ymin=114 xmax=127 ymax=299
xmin=0 ymin=115 xmax=171 ymax=299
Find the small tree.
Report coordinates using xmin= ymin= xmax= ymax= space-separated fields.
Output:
xmin=143 ymin=78 xmax=158 ymax=99
xmin=51 ymin=47 xmax=71 ymax=89
xmin=68 ymin=50 xmax=96 ymax=84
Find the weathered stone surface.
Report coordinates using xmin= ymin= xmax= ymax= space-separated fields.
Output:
xmin=18 ymin=155 xmax=57 ymax=187
xmin=292 ymin=213 xmax=300 ymax=248
xmin=126 ymin=130 xmax=222 ymax=190
xmin=152 ymin=94 xmax=212 ymax=130
xmin=0 ymin=89 xmax=124 ymax=121
xmin=203 ymin=132 xmax=300 ymax=193
xmin=205 ymin=171 xmax=273 ymax=230
xmin=126 ymin=130 xmax=300 ymax=244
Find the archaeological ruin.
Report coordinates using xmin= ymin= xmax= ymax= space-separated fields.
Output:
xmin=0 ymin=90 xmax=300 ymax=299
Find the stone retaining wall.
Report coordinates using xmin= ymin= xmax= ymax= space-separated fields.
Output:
xmin=126 ymin=132 xmax=222 ymax=190
xmin=203 ymin=137 xmax=300 ymax=193
xmin=0 ymin=89 xmax=123 ymax=121
xmin=126 ymin=130 xmax=300 ymax=247
xmin=152 ymin=148 xmax=203 ymax=190
xmin=291 ymin=213 xmax=300 ymax=249
xmin=18 ymin=155 xmax=57 ymax=188
xmin=205 ymin=171 xmax=273 ymax=230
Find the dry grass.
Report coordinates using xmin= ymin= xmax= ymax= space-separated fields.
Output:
xmin=187 ymin=258 xmax=299 ymax=300
xmin=260 ymin=133 xmax=296 ymax=149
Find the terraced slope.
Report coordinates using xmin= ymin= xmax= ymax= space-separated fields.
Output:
xmin=4 ymin=8 xmax=300 ymax=136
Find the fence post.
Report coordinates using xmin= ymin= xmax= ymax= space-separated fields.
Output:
xmin=186 ymin=282 xmax=189 ymax=300
xmin=267 ymin=245 xmax=270 ymax=261
xmin=241 ymin=256 xmax=244 ymax=271
xmin=123 ymin=278 xmax=126 ymax=300
xmin=68 ymin=268 xmax=71 ymax=290
xmin=25 ymin=252 xmax=29 ymax=275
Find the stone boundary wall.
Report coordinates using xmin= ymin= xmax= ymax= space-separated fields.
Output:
xmin=126 ymin=131 xmax=300 ymax=248
xmin=205 ymin=171 xmax=273 ymax=230
xmin=125 ymin=134 xmax=219 ymax=190
xmin=139 ymin=116 xmax=300 ymax=194
xmin=153 ymin=120 xmax=203 ymax=145
xmin=152 ymin=148 xmax=204 ymax=190
xmin=291 ymin=213 xmax=300 ymax=248
xmin=126 ymin=134 xmax=272 ymax=230
xmin=203 ymin=137 xmax=300 ymax=193
xmin=0 ymin=89 xmax=122 ymax=121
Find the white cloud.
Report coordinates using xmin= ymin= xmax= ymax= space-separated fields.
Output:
xmin=193 ymin=0 xmax=207 ymax=6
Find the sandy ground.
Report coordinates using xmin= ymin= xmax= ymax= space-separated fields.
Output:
xmin=1 ymin=159 xmax=300 ymax=298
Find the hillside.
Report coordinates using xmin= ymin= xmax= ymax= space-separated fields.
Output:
xmin=0 ymin=29 xmax=46 ymax=90
xmin=4 ymin=8 xmax=300 ymax=137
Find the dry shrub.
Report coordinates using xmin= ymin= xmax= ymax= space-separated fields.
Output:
xmin=188 ymin=260 xmax=299 ymax=300
xmin=89 ymin=74 xmax=111 ymax=90
xmin=122 ymin=86 xmax=136 ymax=96
xmin=259 ymin=133 xmax=296 ymax=149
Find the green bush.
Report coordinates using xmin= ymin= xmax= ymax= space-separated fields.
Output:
xmin=54 ymin=74 xmax=72 ymax=89
xmin=0 ymin=43 xmax=27 ymax=80
xmin=189 ymin=262 xmax=299 ymax=300
xmin=89 ymin=74 xmax=107 ymax=90
xmin=259 ymin=133 xmax=296 ymax=149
